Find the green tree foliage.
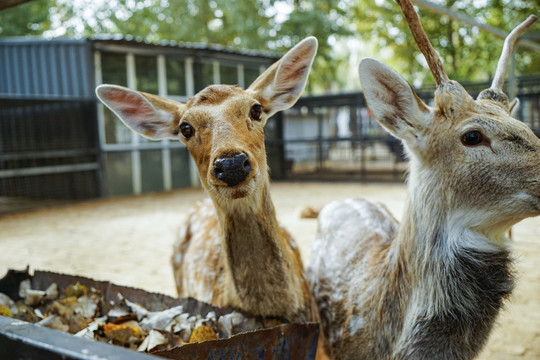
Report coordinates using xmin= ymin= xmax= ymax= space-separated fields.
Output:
xmin=0 ymin=0 xmax=52 ymax=36
xmin=351 ymin=0 xmax=540 ymax=85
xmin=69 ymin=0 xmax=352 ymax=92
xmin=0 ymin=0 xmax=538 ymax=90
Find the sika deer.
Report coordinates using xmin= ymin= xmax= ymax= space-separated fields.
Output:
xmin=308 ymin=2 xmax=539 ymax=359
xmin=96 ymin=38 xmax=322 ymax=325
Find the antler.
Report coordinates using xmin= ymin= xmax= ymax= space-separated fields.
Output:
xmin=491 ymin=15 xmax=537 ymax=92
xmin=395 ymin=0 xmax=449 ymax=85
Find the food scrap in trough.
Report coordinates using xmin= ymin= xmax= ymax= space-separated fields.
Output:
xmin=0 ymin=278 xmax=262 ymax=353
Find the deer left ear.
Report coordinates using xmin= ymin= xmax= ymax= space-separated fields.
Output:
xmin=247 ymin=37 xmax=318 ymax=119
xmin=96 ymin=85 xmax=185 ymax=140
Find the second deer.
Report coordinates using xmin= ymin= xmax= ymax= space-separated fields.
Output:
xmin=96 ymin=37 xmax=325 ymax=336
xmin=308 ymin=2 xmax=539 ymax=359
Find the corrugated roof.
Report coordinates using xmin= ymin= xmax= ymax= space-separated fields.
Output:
xmin=90 ymin=34 xmax=280 ymax=60
xmin=0 ymin=38 xmax=94 ymax=100
xmin=0 ymin=36 xmax=279 ymax=100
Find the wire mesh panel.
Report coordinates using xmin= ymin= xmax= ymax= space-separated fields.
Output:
xmin=272 ymin=83 xmax=540 ymax=182
xmin=0 ymin=99 xmax=100 ymax=201
xmin=269 ymin=93 xmax=409 ymax=182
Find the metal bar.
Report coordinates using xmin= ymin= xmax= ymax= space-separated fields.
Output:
xmin=237 ymin=63 xmax=245 ymax=88
xmin=100 ymin=142 xmax=185 ymax=152
xmin=185 ymin=57 xmax=195 ymax=97
xmin=411 ymin=0 xmax=540 ymax=52
xmin=267 ymin=135 xmax=396 ymax=144
xmin=93 ymin=50 xmax=107 ymax=198
xmin=185 ymin=57 xmax=200 ymax=187
xmin=0 ymin=149 xmax=97 ymax=161
xmin=94 ymin=51 xmax=107 ymax=149
xmin=126 ymin=53 xmax=142 ymax=195
xmin=508 ymin=53 xmax=517 ymax=99
xmin=157 ymin=54 xmax=173 ymax=191
xmin=317 ymin=111 xmax=323 ymax=171
xmin=213 ymin=60 xmax=220 ymax=84
xmin=0 ymin=163 xmax=99 ymax=178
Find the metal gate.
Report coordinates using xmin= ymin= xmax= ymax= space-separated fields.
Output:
xmin=269 ymin=78 xmax=540 ymax=182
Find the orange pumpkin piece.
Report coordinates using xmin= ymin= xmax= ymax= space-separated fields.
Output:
xmin=0 ymin=305 xmax=12 ymax=317
xmin=103 ymin=322 xmax=144 ymax=344
xmin=188 ymin=325 xmax=218 ymax=343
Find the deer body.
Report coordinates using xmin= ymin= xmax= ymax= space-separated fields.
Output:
xmin=95 ymin=38 xmax=321 ymax=326
xmin=311 ymin=190 xmax=516 ymax=359
xmin=174 ymin=184 xmax=313 ymax=321
xmin=309 ymin=8 xmax=538 ymax=360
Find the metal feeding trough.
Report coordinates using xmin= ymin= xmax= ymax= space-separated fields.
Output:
xmin=0 ymin=269 xmax=319 ymax=360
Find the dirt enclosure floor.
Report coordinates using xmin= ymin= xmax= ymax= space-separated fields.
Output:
xmin=1 ymin=182 xmax=539 ymax=359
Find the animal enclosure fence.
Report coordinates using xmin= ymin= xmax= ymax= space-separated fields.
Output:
xmin=269 ymin=77 xmax=540 ymax=182
xmin=0 ymin=99 xmax=100 ymax=201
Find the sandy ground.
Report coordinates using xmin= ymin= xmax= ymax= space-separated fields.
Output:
xmin=0 ymin=182 xmax=539 ymax=359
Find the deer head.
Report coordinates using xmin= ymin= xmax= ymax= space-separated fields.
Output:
xmin=96 ymin=37 xmax=317 ymax=204
xmin=359 ymin=1 xmax=539 ymax=240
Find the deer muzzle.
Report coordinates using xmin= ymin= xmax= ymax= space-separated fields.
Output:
xmin=213 ymin=153 xmax=252 ymax=187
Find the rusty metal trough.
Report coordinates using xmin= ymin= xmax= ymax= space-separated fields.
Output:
xmin=0 ymin=269 xmax=319 ymax=360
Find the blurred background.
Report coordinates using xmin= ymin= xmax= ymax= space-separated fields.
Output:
xmin=0 ymin=0 xmax=539 ymax=212
xmin=1 ymin=2 xmax=539 ymax=358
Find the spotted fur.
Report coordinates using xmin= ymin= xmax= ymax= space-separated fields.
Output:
xmin=96 ymin=37 xmax=329 ymax=359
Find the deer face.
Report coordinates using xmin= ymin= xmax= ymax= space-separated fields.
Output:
xmin=176 ymin=85 xmax=267 ymax=199
xmin=434 ymin=98 xmax=540 ymax=225
xmin=96 ymin=37 xmax=317 ymax=202
xmin=360 ymin=59 xmax=540 ymax=233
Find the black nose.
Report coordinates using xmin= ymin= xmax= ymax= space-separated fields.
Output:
xmin=213 ymin=153 xmax=252 ymax=187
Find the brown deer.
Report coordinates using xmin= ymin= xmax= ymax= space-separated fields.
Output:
xmin=308 ymin=1 xmax=538 ymax=359
xmin=95 ymin=37 xmax=327 ymax=345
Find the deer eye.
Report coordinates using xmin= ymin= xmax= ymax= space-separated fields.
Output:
xmin=460 ymin=130 xmax=484 ymax=146
xmin=250 ymin=104 xmax=263 ymax=121
xmin=179 ymin=122 xmax=194 ymax=139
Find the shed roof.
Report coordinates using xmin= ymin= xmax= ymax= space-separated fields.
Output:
xmin=90 ymin=35 xmax=280 ymax=60
xmin=0 ymin=37 xmax=280 ymax=100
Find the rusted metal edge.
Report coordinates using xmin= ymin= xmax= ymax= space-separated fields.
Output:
xmin=152 ymin=322 xmax=319 ymax=359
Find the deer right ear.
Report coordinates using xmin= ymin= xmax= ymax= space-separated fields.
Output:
xmin=96 ymin=85 xmax=185 ymax=140
xmin=247 ymin=36 xmax=318 ymax=120
xmin=359 ymin=58 xmax=433 ymax=147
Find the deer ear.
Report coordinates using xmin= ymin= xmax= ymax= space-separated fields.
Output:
xmin=359 ymin=58 xmax=432 ymax=146
xmin=96 ymin=85 xmax=184 ymax=140
xmin=509 ymin=98 xmax=520 ymax=117
xmin=247 ymin=36 xmax=317 ymax=119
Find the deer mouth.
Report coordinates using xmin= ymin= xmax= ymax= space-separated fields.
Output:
xmin=212 ymin=177 xmax=257 ymax=199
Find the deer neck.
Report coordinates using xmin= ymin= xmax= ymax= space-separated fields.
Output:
xmin=210 ymin=178 xmax=306 ymax=320
xmin=391 ymin=164 xmax=515 ymax=355
xmin=398 ymin=162 xmax=514 ymax=257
